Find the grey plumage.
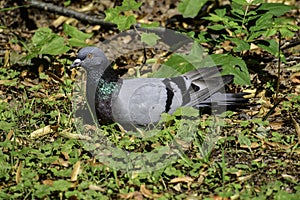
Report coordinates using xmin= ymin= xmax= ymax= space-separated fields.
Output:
xmin=71 ymin=47 xmax=247 ymax=129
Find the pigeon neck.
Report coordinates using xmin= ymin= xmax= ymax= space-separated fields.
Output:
xmin=85 ymin=63 xmax=119 ymax=102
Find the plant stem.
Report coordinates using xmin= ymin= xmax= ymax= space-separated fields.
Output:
xmin=242 ymin=5 xmax=249 ymax=27
xmin=276 ymin=32 xmax=281 ymax=99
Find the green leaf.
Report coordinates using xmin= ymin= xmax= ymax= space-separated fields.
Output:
xmin=104 ymin=8 xmax=119 ymax=22
xmin=39 ymin=36 xmax=70 ymax=55
xmin=232 ymin=0 xmax=247 ymax=5
xmin=152 ymin=42 xmax=215 ymax=78
xmin=119 ymin=0 xmax=142 ymax=11
xmin=278 ymin=27 xmax=295 ymax=38
xmin=211 ymin=54 xmax=251 ymax=85
xmin=262 ymin=28 xmax=277 ymax=37
xmin=51 ymin=180 xmax=72 ymax=191
xmin=104 ymin=0 xmax=141 ymax=31
xmin=207 ymin=24 xmax=225 ymax=31
xmin=258 ymin=3 xmax=294 ymax=16
xmin=117 ymin=15 xmax=136 ymax=31
xmin=215 ymin=8 xmax=226 ymax=18
xmin=173 ymin=107 xmax=199 ymax=117
xmin=203 ymin=13 xmax=225 ymax=23
xmin=31 ymin=27 xmax=53 ymax=45
xmin=178 ymin=0 xmax=208 ymax=18
xmin=250 ymin=13 xmax=273 ymax=32
xmin=68 ymin=38 xmax=90 ymax=47
xmin=152 ymin=54 xmax=194 ymax=78
xmin=63 ymin=24 xmax=93 ymax=41
xmin=141 ymin=33 xmax=161 ymax=46
xmin=229 ymin=38 xmax=250 ymax=52
xmin=0 ymin=121 xmax=15 ymax=131
xmin=238 ymin=134 xmax=251 ymax=148
xmin=140 ymin=22 xmax=160 ymax=28
xmin=256 ymin=39 xmax=278 ymax=56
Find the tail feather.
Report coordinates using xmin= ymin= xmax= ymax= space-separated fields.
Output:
xmin=185 ymin=75 xmax=234 ymax=107
xmin=195 ymin=92 xmax=249 ymax=108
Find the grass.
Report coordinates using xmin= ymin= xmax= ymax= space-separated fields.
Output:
xmin=0 ymin=66 xmax=299 ymax=199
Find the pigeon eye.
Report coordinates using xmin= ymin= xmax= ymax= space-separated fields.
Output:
xmin=87 ymin=53 xmax=93 ymax=59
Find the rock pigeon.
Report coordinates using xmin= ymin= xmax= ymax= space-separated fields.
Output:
xmin=71 ymin=46 xmax=247 ymax=129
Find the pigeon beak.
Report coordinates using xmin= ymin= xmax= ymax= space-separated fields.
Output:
xmin=70 ymin=59 xmax=82 ymax=69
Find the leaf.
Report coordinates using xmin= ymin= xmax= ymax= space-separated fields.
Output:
xmin=104 ymin=8 xmax=119 ymax=22
xmin=152 ymin=42 xmax=214 ymax=78
xmin=232 ymin=0 xmax=247 ymax=5
xmin=238 ymin=134 xmax=251 ymax=149
xmin=152 ymin=54 xmax=193 ymax=78
xmin=256 ymin=39 xmax=279 ymax=56
xmin=278 ymin=27 xmax=295 ymax=38
xmin=211 ymin=54 xmax=251 ymax=85
xmin=70 ymin=161 xmax=81 ymax=181
xmin=68 ymin=38 xmax=90 ymax=47
xmin=104 ymin=0 xmax=141 ymax=31
xmin=63 ymin=24 xmax=93 ymax=41
xmin=0 ymin=121 xmax=15 ymax=131
xmin=203 ymin=13 xmax=225 ymax=23
xmin=112 ymin=15 xmax=136 ymax=31
xmin=51 ymin=180 xmax=72 ymax=191
xmin=173 ymin=107 xmax=199 ymax=117
xmin=141 ymin=33 xmax=161 ymax=46
xmin=215 ymin=8 xmax=226 ymax=17
xmin=229 ymin=38 xmax=250 ymax=52
xmin=31 ymin=27 xmax=53 ymax=45
xmin=178 ymin=0 xmax=208 ymax=18
xmin=258 ymin=3 xmax=294 ymax=16
xmin=262 ymin=28 xmax=277 ymax=38
xmin=169 ymin=176 xmax=193 ymax=183
xmin=140 ymin=22 xmax=160 ymax=28
xmin=119 ymin=0 xmax=142 ymax=11
xmin=250 ymin=13 xmax=273 ymax=32
xmin=30 ymin=125 xmax=53 ymax=139
xmin=39 ymin=36 xmax=70 ymax=55
xmin=207 ymin=24 xmax=225 ymax=31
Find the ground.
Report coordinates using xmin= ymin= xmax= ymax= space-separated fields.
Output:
xmin=0 ymin=0 xmax=300 ymax=199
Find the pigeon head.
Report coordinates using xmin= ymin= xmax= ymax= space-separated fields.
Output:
xmin=71 ymin=47 xmax=109 ymax=73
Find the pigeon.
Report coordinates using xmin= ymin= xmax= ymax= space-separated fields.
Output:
xmin=71 ymin=46 xmax=247 ymax=129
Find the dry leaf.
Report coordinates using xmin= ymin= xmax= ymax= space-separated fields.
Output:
xmin=281 ymin=174 xmax=298 ymax=182
xmin=88 ymin=185 xmax=105 ymax=192
xmin=4 ymin=49 xmax=10 ymax=68
xmin=291 ymin=72 xmax=300 ymax=83
xmin=15 ymin=161 xmax=22 ymax=184
xmin=6 ymin=129 xmax=14 ymax=141
xmin=172 ymin=183 xmax=181 ymax=192
xmin=0 ymin=80 xmax=13 ymax=85
xmin=52 ymin=16 xmax=68 ymax=28
xmin=61 ymin=152 xmax=70 ymax=161
xmin=212 ymin=195 xmax=229 ymax=200
xmin=240 ymin=142 xmax=260 ymax=149
xmin=43 ymin=179 xmax=54 ymax=186
xmin=119 ymin=191 xmax=143 ymax=200
xmin=237 ymin=174 xmax=252 ymax=182
xmin=221 ymin=40 xmax=233 ymax=52
xmin=59 ymin=129 xmax=91 ymax=140
xmin=169 ymin=176 xmax=193 ymax=183
xmin=30 ymin=125 xmax=53 ymax=139
xmin=290 ymin=115 xmax=300 ymax=144
xmin=269 ymin=121 xmax=284 ymax=130
xmin=70 ymin=161 xmax=81 ymax=181
xmin=140 ymin=184 xmax=162 ymax=198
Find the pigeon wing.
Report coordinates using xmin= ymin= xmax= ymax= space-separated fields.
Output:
xmin=111 ymin=77 xmax=187 ymax=127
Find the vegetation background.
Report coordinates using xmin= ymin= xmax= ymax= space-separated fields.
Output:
xmin=0 ymin=0 xmax=300 ymax=199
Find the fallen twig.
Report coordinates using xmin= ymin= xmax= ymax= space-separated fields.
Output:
xmin=28 ymin=0 xmax=116 ymax=27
